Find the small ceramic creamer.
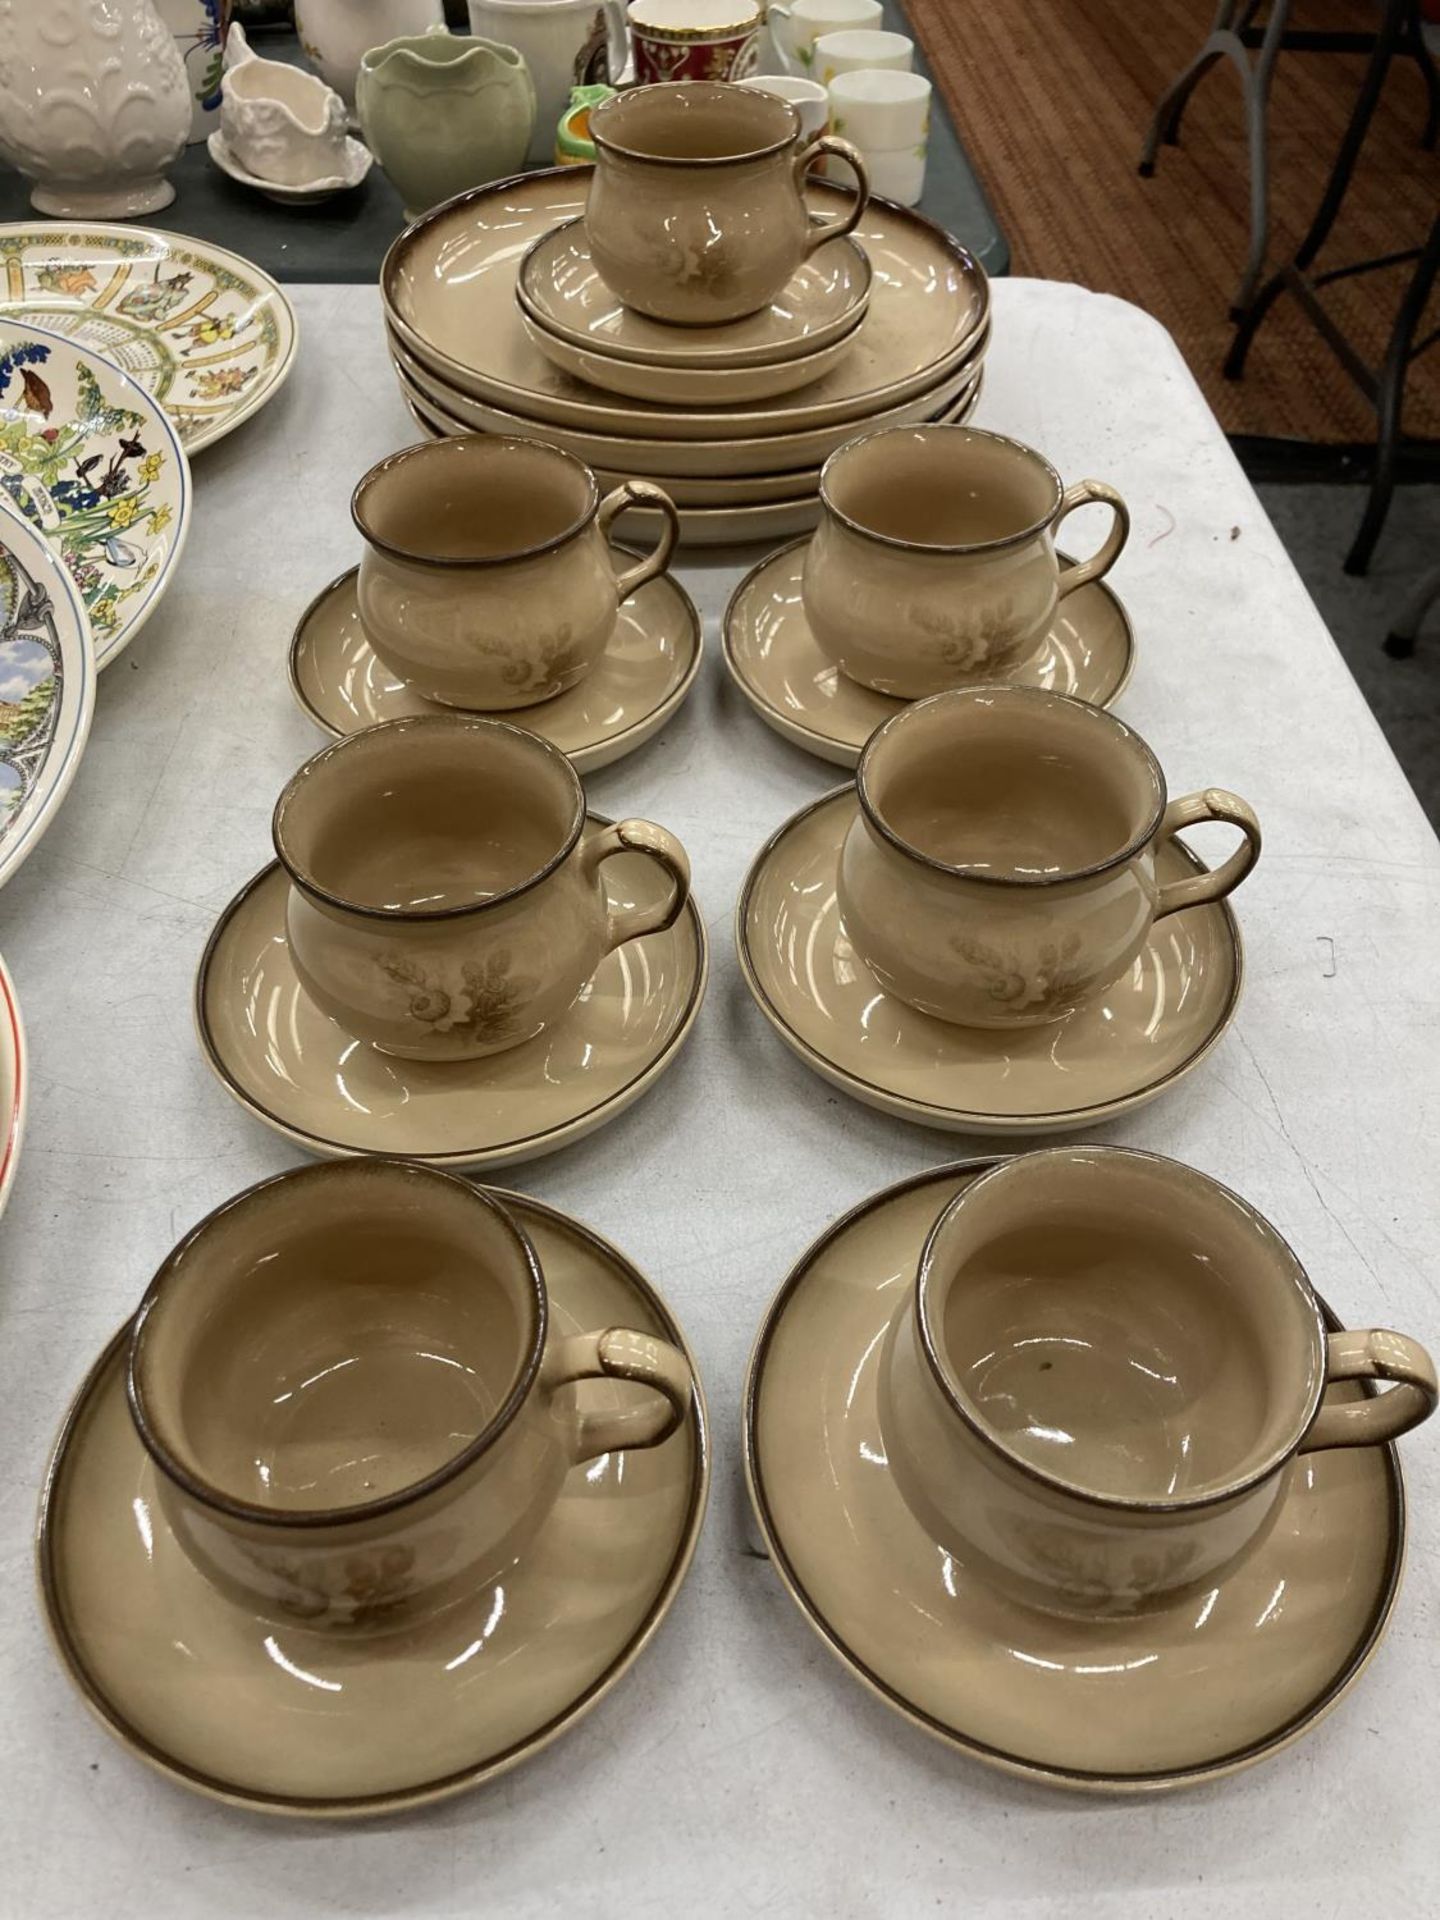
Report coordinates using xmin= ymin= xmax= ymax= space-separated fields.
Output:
xmin=220 ymin=22 xmax=350 ymax=187
xmin=356 ymin=28 xmax=537 ymax=218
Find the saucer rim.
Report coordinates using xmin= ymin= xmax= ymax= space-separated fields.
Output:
xmin=742 ymin=1156 xmax=1407 ymax=1793
xmin=194 ymin=836 xmax=709 ymax=1167
xmin=36 ymin=1188 xmax=711 ymax=1818
xmin=721 ymin=538 xmax=1137 ymax=767
xmin=286 ymin=562 xmax=705 ymax=768
xmin=734 ymin=787 xmax=1244 ymax=1133
xmin=516 ymin=217 xmax=875 ymax=369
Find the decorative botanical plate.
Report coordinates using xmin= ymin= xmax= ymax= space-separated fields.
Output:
xmin=0 ymin=319 xmax=190 ymax=669
xmin=0 ymin=952 xmax=25 ymax=1217
xmin=0 ymin=224 xmax=298 ymax=455
xmin=0 ymin=498 xmax=95 ymax=891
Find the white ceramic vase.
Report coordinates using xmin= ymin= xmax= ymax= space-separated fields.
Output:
xmin=0 ymin=0 xmax=192 ymax=216
xmin=294 ymin=0 xmax=446 ymax=106
xmin=155 ymin=0 xmax=232 ymax=143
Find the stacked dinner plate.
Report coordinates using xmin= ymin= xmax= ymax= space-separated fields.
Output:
xmin=380 ymin=167 xmax=990 ymax=547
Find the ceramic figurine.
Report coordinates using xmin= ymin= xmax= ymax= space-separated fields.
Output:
xmin=294 ymin=0 xmax=446 ymax=107
xmin=219 ymin=21 xmax=350 ymax=187
xmin=466 ymin=0 xmax=626 ymax=167
xmin=0 ymin=0 xmax=191 ymax=217
xmin=356 ymin=29 xmax=536 ymax=220
xmin=156 ymin=0 xmax=232 ymax=142
xmin=554 ymin=82 xmax=615 ymax=166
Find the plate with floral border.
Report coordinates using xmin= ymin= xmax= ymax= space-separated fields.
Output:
xmin=0 ymin=497 xmax=95 ymax=893
xmin=0 ymin=952 xmax=25 ymax=1217
xmin=0 ymin=319 xmax=190 ymax=669
xmin=0 ymin=224 xmax=298 ymax=456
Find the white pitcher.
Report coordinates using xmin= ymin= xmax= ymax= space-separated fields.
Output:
xmin=0 ymin=0 xmax=191 ymax=216
xmin=294 ymin=0 xmax=446 ymax=106
xmin=466 ymin=0 xmax=628 ymax=166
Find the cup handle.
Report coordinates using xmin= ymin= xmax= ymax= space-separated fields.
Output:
xmin=1300 ymin=1328 xmax=1438 ymax=1452
xmin=1052 ymin=480 xmax=1130 ymax=599
xmin=1152 ymin=789 xmax=1262 ymax=920
xmin=796 ymin=135 xmax=870 ymax=252
xmin=579 ymin=817 xmax=691 ymax=948
xmin=597 ymin=480 xmax=680 ymax=600
xmin=546 ymin=1327 xmax=693 ymax=1462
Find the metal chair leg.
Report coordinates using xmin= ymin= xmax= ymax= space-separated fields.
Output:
xmin=1383 ymin=565 xmax=1440 ymax=658
xmin=1138 ymin=0 xmax=1242 ymax=172
xmin=1232 ymin=0 xmax=1291 ymax=314
xmin=1344 ymin=214 xmax=1440 ymax=574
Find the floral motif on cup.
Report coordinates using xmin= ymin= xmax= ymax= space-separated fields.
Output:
xmin=0 ymin=538 xmax=63 ymax=835
xmin=264 ymin=1543 xmax=419 ymax=1627
xmin=911 ymin=598 xmax=1023 ymax=674
xmin=951 ymin=928 xmax=1089 ymax=1016
xmin=0 ymin=339 xmax=173 ymax=646
xmin=993 ymin=1515 xmax=1202 ymax=1614
xmin=379 ymin=948 xmax=540 ymax=1046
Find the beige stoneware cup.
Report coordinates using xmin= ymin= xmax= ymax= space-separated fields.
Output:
xmin=585 ymin=81 xmax=870 ymax=325
xmin=804 ymin=425 xmax=1130 ymax=698
xmin=880 ymin=1145 xmax=1437 ymax=1617
xmin=837 ymin=686 xmax=1261 ymax=1028
xmin=353 ymin=435 xmax=679 ymax=710
xmin=126 ymin=1159 xmax=695 ymax=1630
xmin=273 ymin=713 xmax=690 ymax=1062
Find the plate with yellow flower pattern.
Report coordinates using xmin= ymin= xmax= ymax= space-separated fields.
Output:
xmin=0 ymin=225 xmax=297 ymax=457
xmin=0 ymin=319 xmax=190 ymax=670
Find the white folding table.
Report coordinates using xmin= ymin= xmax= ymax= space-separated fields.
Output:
xmin=3 ymin=278 xmax=1438 ymax=1918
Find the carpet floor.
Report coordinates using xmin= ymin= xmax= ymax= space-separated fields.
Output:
xmin=903 ymin=0 xmax=1440 ymax=442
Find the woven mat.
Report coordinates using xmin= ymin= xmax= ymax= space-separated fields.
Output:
xmin=905 ymin=0 xmax=1440 ymax=441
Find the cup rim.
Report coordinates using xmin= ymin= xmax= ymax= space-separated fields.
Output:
xmin=589 ymin=81 xmax=800 ymax=166
xmin=913 ymin=1145 xmax=1327 ymax=1515
xmin=351 ymin=434 xmax=600 ymax=570
xmin=854 ymin=686 xmax=1167 ymax=890
xmin=819 ymin=424 xmax=1065 ymax=557
xmin=125 ymin=1161 xmax=550 ymax=1532
xmin=272 ymin=713 xmax=587 ymax=923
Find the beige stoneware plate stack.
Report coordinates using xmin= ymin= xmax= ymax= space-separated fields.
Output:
xmin=380 ymin=168 xmax=990 ymax=547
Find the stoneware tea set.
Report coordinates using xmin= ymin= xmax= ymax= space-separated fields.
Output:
xmin=15 ymin=77 xmax=1436 ymax=1818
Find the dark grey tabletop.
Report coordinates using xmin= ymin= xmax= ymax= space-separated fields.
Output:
xmin=0 ymin=7 xmax=1007 ymax=282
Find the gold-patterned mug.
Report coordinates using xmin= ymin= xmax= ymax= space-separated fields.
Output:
xmin=585 ymin=80 xmax=869 ymax=324
xmin=127 ymin=1159 xmax=696 ymax=1630
xmin=353 ymin=435 xmax=679 ymax=710
xmin=273 ymin=713 xmax=690 ymax=1062
xmin=836 ymin=686 xmax=1261 ymax=1028
xmin=803 ymin=424 xmax=1130 ymax=698
xmin=879 ymin=1145 xmax=1437 ymax=1618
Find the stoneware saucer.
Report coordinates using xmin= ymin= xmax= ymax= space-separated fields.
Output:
xmin=207 ymin=129 xmax=373 ymax=205
xmin=516 ymin=217 xmax=872 ymax=368
xmin=39 ymin=1191 xmax=709 ymax=1816
xmin=196 ymin=826 xmax=707 ymax=1167
xmin=723 ymin=538 xmax=1136 ymax=767
xmin=289 ymin=563 xmax=703 ymax=766
xmin=735 ymin=790 xmax=1242 ymax=1134
xmin=744 ymin=1159 xmax=1404 ymax=1791
xmin=520 ymin=309 xmax=863 ymax=408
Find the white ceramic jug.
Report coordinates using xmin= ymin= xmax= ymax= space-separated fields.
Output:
xmin=295 ymin=0 xmax=446 ymax=106
xmin=0 ymin=0 xmax=191 ymax=216
xmin=466 ymin=0 xmax=627 ymax=166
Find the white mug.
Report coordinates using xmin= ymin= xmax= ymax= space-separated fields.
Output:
xmin=767 ymin=0 xmax=880 ymax=74
xmin=827 ymin=67 xmax=929 ymax=149
xmin=739 ymin=72 xmax=829 ymax=140
xmin=812 ymin=25 xmax=912 ymax=83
